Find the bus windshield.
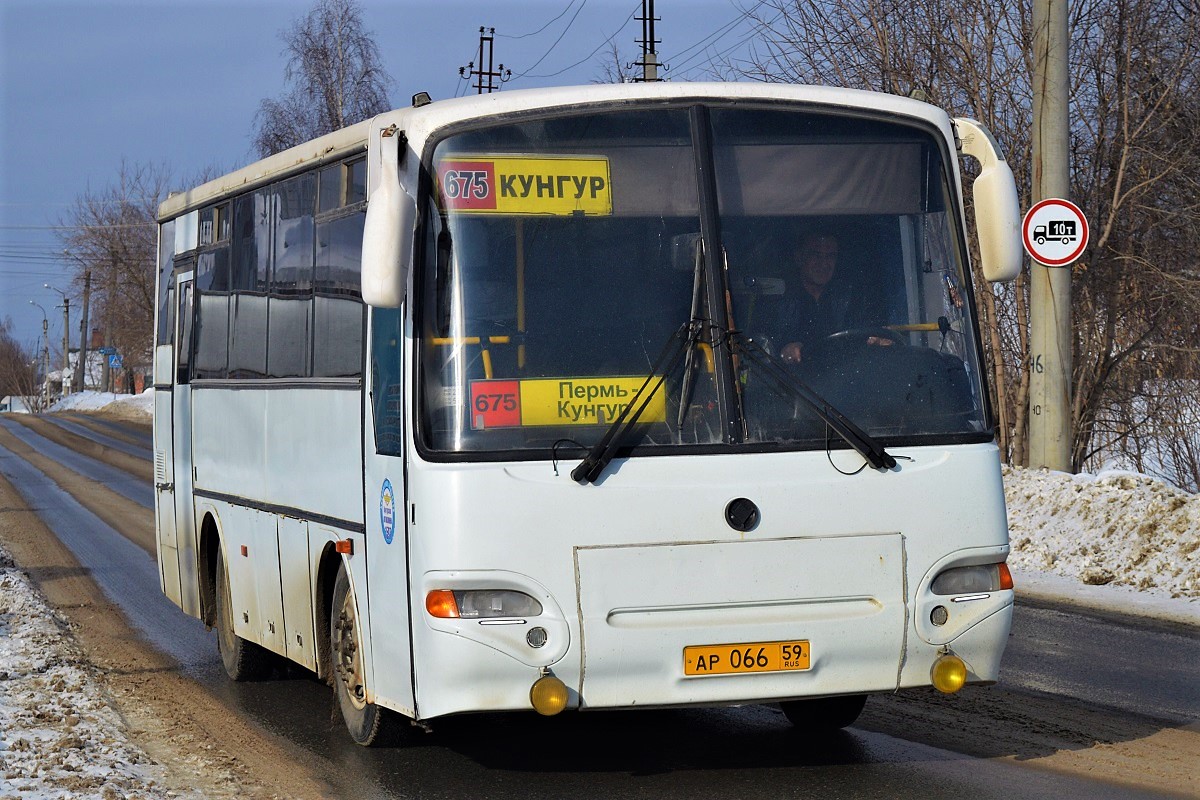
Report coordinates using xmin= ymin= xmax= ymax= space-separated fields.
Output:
xmin=418 ymin=104 xmax=990 ymax=457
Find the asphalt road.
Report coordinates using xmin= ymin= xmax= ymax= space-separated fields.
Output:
xmin=0 ymin=412 xmax=1196 ymax=800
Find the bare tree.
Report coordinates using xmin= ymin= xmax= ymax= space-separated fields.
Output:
xmin=253 ymin=0 xmax=392 ymax=157
xmin=0 ymin=318 xmax=44 ymax=412
xmin=59 ymin=162 xmax=171 ymax=387
xmin=1066 ymin=0 xmax=1200 ymax=482
xmin=721 ymin=0 xmax=1200 ymax=490
xmin=593 ymin=42 xmax=636 ymax=84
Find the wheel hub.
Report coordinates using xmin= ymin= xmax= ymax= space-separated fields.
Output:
xmin=334 ymin=596 xmax=367 ymax=710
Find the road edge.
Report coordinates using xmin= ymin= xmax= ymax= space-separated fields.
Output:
xmin=1012 ymin=567 xmax=1200 ymax=629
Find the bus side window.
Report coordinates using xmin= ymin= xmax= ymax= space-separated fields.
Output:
xmin=371 ymin=306 xmax=404 ymax=455
xmin=194 ymin=247 xmax=231 ymax=379
xmin=314 ymin=210 xmax=365 ymax=378
xmin=268 ymin=174 xmax=315 ymax=379
xmin=163 ymin=283 xmax=175 ymax=348
xmin=228 ymin=191 xmax=270 ymax=378
xmin=156 ymin=220 xmax=176 ymax=348
xmin=177 ymin=281 xmax=194 ymax=385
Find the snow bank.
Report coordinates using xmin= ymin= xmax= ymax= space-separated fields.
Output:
xmin=1004 ymin=466 xmax=1199 ymax=600
xmin=51 ymin=390 xmax=153 ymax=420
xmin=0 ymin=544 xmax=182 ymax=799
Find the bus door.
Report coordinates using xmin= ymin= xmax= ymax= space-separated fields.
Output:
xmin=363 ymin=307 xmax=416 ymax=716
xmin=166 ymin=268 xmax=200 ymax=616
xmin=154 ymin=270 xmax=181 ymax=606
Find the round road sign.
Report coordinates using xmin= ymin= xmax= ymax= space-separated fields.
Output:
xmin=1022 ymin=198 xmax=1089 ymax=266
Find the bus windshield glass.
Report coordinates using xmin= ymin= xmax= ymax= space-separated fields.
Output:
xmin=418 ymin=105 xmax=990 ymax=457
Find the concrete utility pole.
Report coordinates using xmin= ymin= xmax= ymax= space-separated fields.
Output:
xmin=73 ymin=269 xmax=91 ymax=393
xmin=1029 ymin=0 xmax=1073 ymax=471
xmin=29 ymin=300 xmax=49 ymax=410
xmin=459 ymin=27 xmax=510 ymax=93
xmin=634 ymin=0 xmax=662 ymax=82
xmin=45 ymin=284 xmax=70 ymax=396
xmin=101 ymin=254 xmax=116 ymax=393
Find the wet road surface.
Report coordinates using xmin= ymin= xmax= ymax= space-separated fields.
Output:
xmin=0 ymin=411 xmax=1195 ymax=799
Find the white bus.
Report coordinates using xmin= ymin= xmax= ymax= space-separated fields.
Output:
xmin=153 ymin=83 xmax=1023 ymax=745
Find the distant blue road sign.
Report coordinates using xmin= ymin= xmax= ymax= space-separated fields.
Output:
xmin=108 ymin=354 xmax=123 ymax=369
xmin=98 ymin=346 xmax=117 ymax=355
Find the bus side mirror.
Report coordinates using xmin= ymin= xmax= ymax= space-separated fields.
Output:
xmin=362 ymin=142 xmax=415 ymax=308
xmin=954 ymin=118 xmax=1022 ymax=283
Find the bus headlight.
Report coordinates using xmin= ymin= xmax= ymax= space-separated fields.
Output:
xmin=931 ymin=563 xmax=1013 ymax=595
xmin=425 ymin=589 xmax=543 ymax=619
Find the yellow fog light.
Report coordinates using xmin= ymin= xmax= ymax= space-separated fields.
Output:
xmin=930 ymin=653 xmax=968 ymax=694
xmin=530 ymin=674 xmax=569 ymax=716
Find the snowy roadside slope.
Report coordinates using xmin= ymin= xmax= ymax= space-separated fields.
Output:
xmin=0 ymin=545 xmax=188 ymax=799
xmin=1005 ymin=466 xmax=1199 ymax=600
xmin=51 ymin=390 xmax=153 ymax=420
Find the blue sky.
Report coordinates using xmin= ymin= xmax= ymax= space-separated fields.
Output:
xmin=0 ymin=0 xmax=763 ymax=354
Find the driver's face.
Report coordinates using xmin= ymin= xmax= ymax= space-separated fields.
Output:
xmin=800 ymin=236 xmax=838 ymax=292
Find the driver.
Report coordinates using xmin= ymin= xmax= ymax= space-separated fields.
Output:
xmin=777 ymin=230 xmax=888 ymax=364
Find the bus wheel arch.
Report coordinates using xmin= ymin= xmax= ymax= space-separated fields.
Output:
xmin=314 ymin=543 xmax=342 ymax=684
xmin=202 ymin=514 xmax=273 ymax=682
xmin=198 ymin=513 xmax=221 ymax=628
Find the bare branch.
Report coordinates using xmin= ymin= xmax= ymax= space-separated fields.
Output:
xmin=252 ymin=0 xmax=392 ymax=157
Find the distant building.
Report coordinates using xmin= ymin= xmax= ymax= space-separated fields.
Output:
xmin=0 ymin=396 xmax=34 ymax=414
xmin=63 ymin=348 xmax=105 ymax=392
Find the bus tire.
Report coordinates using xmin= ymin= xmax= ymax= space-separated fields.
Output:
xmin=780 ymin=694 xmax=867 ymax=730
xmin=331 ymin=564 xmax=405 ymax=746
xmin=215 ymin=557 xmax=273 ymax=681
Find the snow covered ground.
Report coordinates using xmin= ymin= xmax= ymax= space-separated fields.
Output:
xmin=1005 ymin=465 xmax=1200 ymax=627
xmin=1 ymin=392 xmax=1197 ymax=797
xmin=0 ymin=547 xmax=191 ymax=799
xmin=51 ymin=389 xmax=154 ymax=418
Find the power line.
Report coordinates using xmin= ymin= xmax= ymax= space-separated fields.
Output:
xmin=497 ymin=0 xmax=582 ymax=39
xmin=661 ymin=2 xmax=762 ymax=65
xmin=0 ymin=251 xmax=69 ymax=261
xmin=0 ymin=202 xmax=79 ymax=208
xmin=0 ymin=223 xmax=154 ymax=231
xmin=669 ymin=9 xmax=782 ymax=77
xmin=454 ymin=42 xmax=481 ymax=98
xmin=511 ymin=0 xmax=589 ymax=79
xmin=514 ymin=1 xmax=640 ymax=80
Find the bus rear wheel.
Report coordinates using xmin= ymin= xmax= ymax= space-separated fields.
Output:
xmin=215 ymin=557 xmax=273 ymax=681
xmin=780 ymin=694 xmax=867 ymax=730
xmin=331 ymin=564 xmax=405 ymax=746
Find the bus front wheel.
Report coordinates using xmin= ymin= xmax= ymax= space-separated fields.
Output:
xmin=215 ymin=557 xmax=273 ymax=681
xmin=331 ymin=564 xmax=405 ymax=746
xmin=779 ymin=694 xmax=867 ymax=730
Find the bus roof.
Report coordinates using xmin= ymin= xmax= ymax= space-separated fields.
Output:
xmin=381 ymin=81 xmax=950 ymax=141
xmin=157 ymin=82 xmax=951 ymax=223
xmin=157 ymin=120 xmax=373 ymax=222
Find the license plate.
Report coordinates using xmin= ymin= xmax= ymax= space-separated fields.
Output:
xmin=683 ymin=640 xmax=811 ymax=676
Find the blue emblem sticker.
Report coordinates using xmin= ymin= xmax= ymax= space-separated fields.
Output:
xmin=380 ymin=479 xmax=396 ymax=544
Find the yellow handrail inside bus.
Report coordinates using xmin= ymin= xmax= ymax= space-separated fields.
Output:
xmin=886 ymin=323 xmax=941 ymax=332
xmin=431 ymin=336 xmax=513 ymax=345
xmin=431 ymin=336 xmax=512 ymax=380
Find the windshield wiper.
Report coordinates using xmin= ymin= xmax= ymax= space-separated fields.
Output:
xmin=730 ymin=332 xmax=897 ymax=471
xmin=571 ymin=320 xmax=702 ymax=484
